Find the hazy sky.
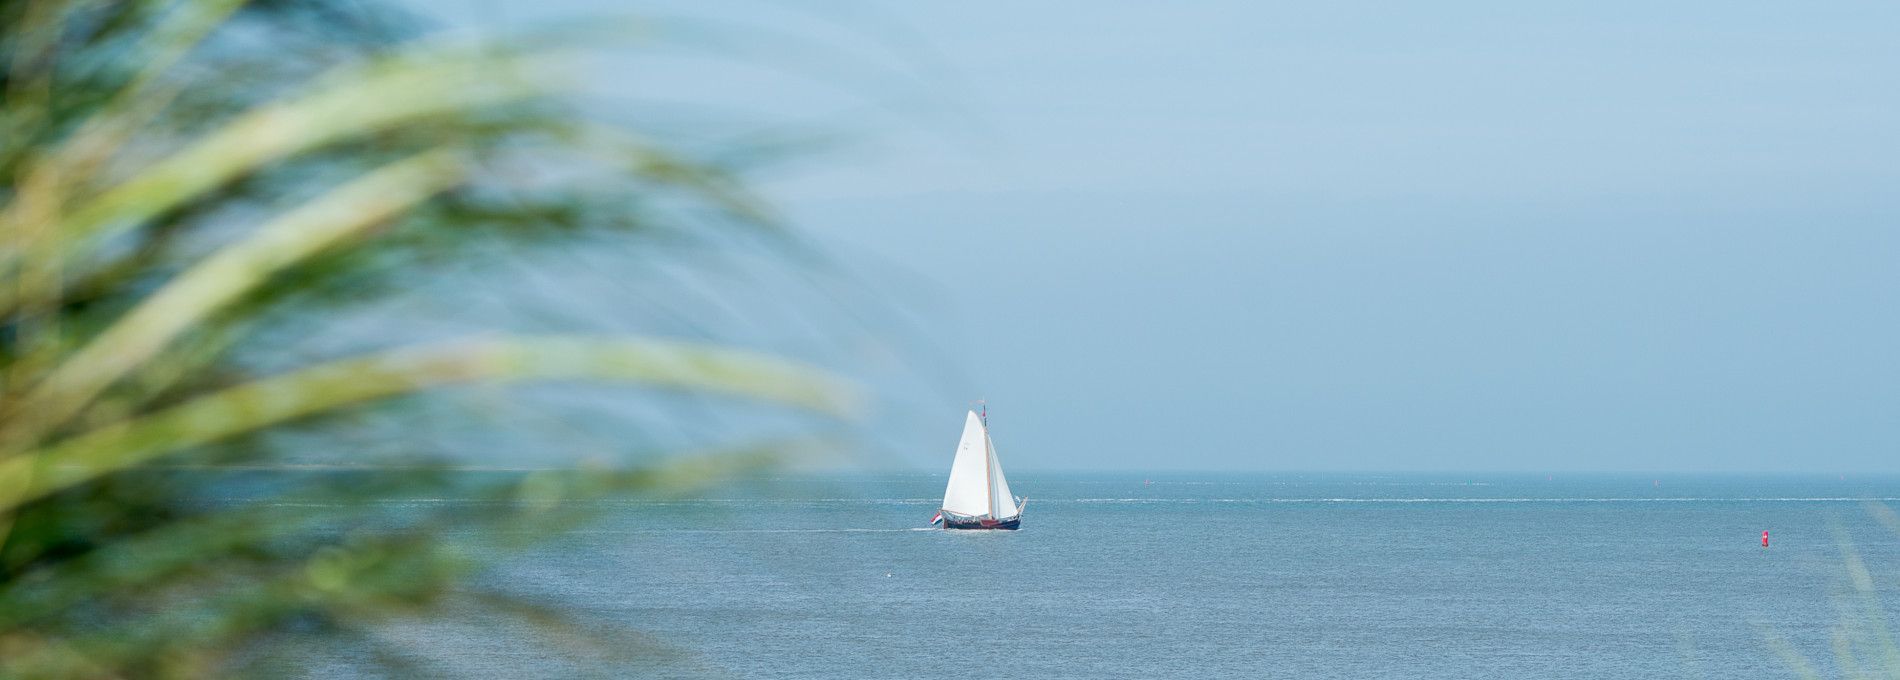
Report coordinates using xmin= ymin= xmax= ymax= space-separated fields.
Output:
xmin=415 ymin=1 xmax=1900 ymax=472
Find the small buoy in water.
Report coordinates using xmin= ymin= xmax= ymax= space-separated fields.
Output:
xmin=886 ymin=572 xmax=893 ymax=578
xmin=1762 ymin=531 xmax=1769 ymax=548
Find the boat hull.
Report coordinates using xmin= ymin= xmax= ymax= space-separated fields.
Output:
xmin=942 ymin=514 xmax=1020 ymax=530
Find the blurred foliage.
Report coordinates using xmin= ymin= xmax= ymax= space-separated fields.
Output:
xmin=0 ymin=0 xmax=857 ymax=676
xmin=1762 ymin=503 xmax=1900 ymax=680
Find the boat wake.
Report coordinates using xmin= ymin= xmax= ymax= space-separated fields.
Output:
xmin=1064 ymin=497 xmax=1900 ymax=504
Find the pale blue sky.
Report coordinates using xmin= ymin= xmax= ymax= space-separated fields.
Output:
xmin=414 ymin=1 xmax=1900 ymax=472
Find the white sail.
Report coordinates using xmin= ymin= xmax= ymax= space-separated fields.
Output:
xmin=941 ymin=411 xmax=992 ymax=517
xmin=985 ymin=430 xmax=1018 ymax=519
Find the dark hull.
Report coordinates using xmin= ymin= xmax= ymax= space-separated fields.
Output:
xmin=943 ymin=515 xmax=1020 ymax=530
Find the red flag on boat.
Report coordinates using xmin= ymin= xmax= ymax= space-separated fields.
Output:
xmin=930 ymin=512 xmax=943 ymax=525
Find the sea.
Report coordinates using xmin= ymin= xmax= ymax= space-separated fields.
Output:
xmin=326 ymin=473 xmax=1900 ymax=678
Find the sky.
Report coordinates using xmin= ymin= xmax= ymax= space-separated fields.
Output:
xmin=410 ymin=0 xmax=1900 ymax=472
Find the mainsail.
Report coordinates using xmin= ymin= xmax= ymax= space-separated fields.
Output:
xmin=942 ymin=410 xmax=1018 ymax=519
xmin=941 ymin=411 xmax=991 ymax=517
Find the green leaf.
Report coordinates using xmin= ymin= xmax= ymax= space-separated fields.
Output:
xmin=0 ymin=44 xmax=566 ymax=291
xmin=6 ymin=150 xmax=467 ymax=452
xmin=0 ymin=335 xmax=859 ymax=511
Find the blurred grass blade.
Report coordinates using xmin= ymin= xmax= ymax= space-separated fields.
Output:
xmin=0 ymin=2 xmax=880 ymax=672
xmin=0 ymin=45 xmax=566 ymax=295
xmin=61 ymin=47 xmax=554 ymax=243
xmin=1866 ymin=500 xmax=1900 ymax=536
xmin=0 ymin=497 xmax=341 ymax=628
xmin=10 ymin=0 xmax=250 ymax=187
xmin=1 ymin=0 xmax=90 ymax=144
xmin=0 ymin=440 xmax=810 ymax=630
xmin=28 ymin=445 xmax=791 ymax=673
xmin=0 ymin=335 xmax=859 ymax=510
xmin=1831 ymin=528 xmax=1900 ymax=674
xmin=1759 ymin=621 xmax=1822 ymax=680
xmin=5 ymin=150 xmax=467 ymax=452
xmin=1 ymin=0 xmax=248 ymax=376
xmin=567 ymin=123 xmax=778 ymax=225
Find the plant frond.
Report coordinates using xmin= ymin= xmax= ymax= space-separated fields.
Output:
xmin=5 ymin=149 xmax=467 ymax=452
xmin=0 ymin=335 xmax=859 ymax=511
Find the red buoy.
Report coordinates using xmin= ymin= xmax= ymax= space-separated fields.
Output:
xmin=1762 ymin=530 xmax=1769 ymax=548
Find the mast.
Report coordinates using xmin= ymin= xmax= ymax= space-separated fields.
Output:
xmin=975 ymin=400 xmax=992 ymax=518
xmin=981 ymin=404 xmax=995 ymax=518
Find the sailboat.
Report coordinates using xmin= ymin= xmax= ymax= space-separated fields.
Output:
xmin=934 ymin=406 xmax=1024 ymax=530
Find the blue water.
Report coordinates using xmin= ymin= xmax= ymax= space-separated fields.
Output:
xmin=372 ymin=473 xmax=1900 ymax=677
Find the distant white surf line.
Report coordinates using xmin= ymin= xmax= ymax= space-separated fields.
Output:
xmin=1066 ymin=497 xmax=1900 ymax=503
xmin=245 ymin=497 xmax=1900 ymax=508
xmin=637 ymin=496 xmax=1900 ymax=504
xmin=586 ymin=497 xmax=1900 ymax=504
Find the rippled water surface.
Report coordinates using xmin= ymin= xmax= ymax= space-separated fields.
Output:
xmin=325 ymin=473 xmax=1900 ymax=678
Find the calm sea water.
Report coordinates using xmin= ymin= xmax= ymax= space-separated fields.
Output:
xmin=341 ymin=473 xmax=1900 ymax=678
